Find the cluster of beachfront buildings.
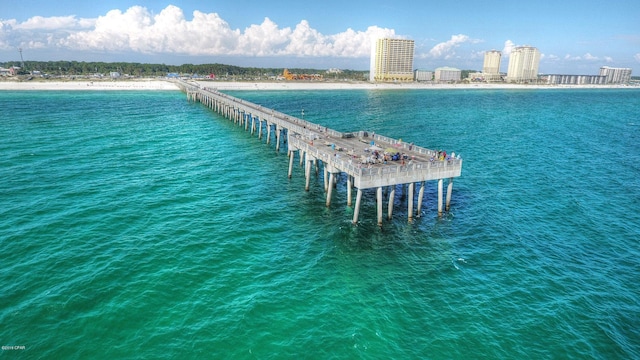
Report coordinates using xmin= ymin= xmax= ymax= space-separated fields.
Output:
xmin=0 ymin=66 xmax=21 ymax=76
xmin=369 ymin=38 xmax=633 ymax=85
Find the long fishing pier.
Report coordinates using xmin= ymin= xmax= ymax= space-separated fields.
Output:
xmin=175 ymin=80 xmax=462 ymax=225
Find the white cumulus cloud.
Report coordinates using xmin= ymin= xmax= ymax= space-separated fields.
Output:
xmin=634 ymin=54 xmax=640 ymax=62
xmin=236 ymin=17 xmax=290 ymax=56
xmin=563 ymin=53 xmax=605 ymax=62
xmin=426 ymin=34 xmax=477 ymax=59
xmin=15 ymin=15 xmax=91 ymax=30
xmin=2 ymin=5 xmax=396 ymax=59
xmin=502 ymin=40 xmax=515 ymax=57
xmin=583 ymin=53 xmax=598 ymax=61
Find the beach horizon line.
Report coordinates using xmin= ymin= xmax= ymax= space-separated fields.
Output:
xmin=0 ymin=78 xmax=636 ymax=91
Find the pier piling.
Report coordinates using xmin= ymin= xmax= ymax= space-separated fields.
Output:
xmin=175 ymin=80 xmax=462 ymax=225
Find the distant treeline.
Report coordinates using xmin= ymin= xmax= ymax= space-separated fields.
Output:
xmin=9 ymin=60 xmax=627 ymax=81
xmin=1 ymin=60 xmax=369 ymax=79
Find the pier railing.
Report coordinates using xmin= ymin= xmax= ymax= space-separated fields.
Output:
xmin=289 ymin=136 xmax=461 ymax=189
xmin=175 ymin=79 xmax=463 ymax=223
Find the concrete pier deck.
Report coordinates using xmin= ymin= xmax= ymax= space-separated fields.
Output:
xmin=175 ymin=80 xmax=462 ymax=225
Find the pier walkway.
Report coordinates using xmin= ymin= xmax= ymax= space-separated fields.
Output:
xmin=175 ymin=80 xmax=462 ymax=225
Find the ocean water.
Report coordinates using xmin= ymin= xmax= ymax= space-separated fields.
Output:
xmin=1 ymin=87 xmax=639 ymax=359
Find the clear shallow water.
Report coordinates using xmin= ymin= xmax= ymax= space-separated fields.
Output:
xmin=1 ymin=88 xmax=639 ymax=359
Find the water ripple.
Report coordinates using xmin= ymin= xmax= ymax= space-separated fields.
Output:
xmin=1 ymin=89 xmax=639 ymax=359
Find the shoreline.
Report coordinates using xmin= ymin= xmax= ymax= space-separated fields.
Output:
xmin=0 ymin=78 xmax=636 ymax=91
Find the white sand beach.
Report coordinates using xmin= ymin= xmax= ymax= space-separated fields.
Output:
xmin=191 ymin=81 xmax=635 ymax=91
xmin=0 ymin=78 xmax=635 ymax=91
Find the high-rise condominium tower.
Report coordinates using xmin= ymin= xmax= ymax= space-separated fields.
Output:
xmin=599 ymin=66 xmax=632 ymax=84
xmin=506 ymin=46 xmax=540 ymax=83
xmin=370 ymin=38 xmax=415 ymax=82
xmin=483 ymin=50 xmax=502 ymax=82
xmin=483 ymin=50 xmax=502 ymax=75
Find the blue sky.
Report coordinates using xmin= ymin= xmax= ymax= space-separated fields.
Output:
xmin=1 ymin=0 xmax=639 ymax=74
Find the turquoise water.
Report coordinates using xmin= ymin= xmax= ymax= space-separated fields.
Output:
xmin=1 ymin=88 xmax=639 ymax=359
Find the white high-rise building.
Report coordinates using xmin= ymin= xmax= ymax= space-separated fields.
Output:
xmin=506 ymin=46 xmax=540 ymax=83
xmin=483 ymin=50 xmax=502 ymax=75
xmin=599 ymin=66 xmax=632 ymax=84
xmin=483 ymin=50 xmax=502 ymax=82
xmin=370 ymin=38 xmax=415 ymax=82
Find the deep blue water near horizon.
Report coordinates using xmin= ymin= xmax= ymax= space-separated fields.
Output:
xmin=1 ymin=88 xmax=639 ymax=359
